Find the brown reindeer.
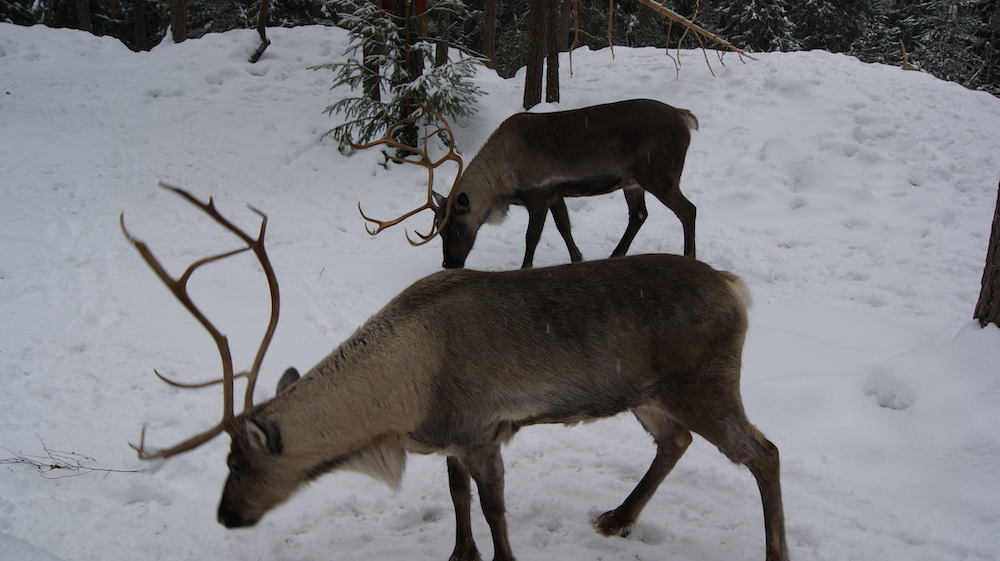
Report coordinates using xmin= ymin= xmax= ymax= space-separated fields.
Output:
xmin=354 ymin=99 xmax=699 ymax=269
xmin=124 ymin=186 xmax=788 ymax=561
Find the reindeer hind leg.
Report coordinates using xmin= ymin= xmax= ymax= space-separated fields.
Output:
xmin=594 ymin=405 xmax=691 ymax=537
xmin=665 ymin=387 xmax=789 ymax=561
xmin=639 ymin=165 xmax=696 ymax=259
xmin=610 ymin=187 xmax=648 ymax=258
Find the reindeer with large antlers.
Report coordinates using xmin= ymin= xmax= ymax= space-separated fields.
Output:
xmin=353 ymin=99 xmax=699 ymax=269
xmin=125 ymin=185 xmax=789 ymax=561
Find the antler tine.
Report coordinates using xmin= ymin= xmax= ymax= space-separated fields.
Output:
xmin=343 ymin=110 xmax=428 ymax=157
xmin=402 ymin=103 xmax=465 ymax=245
xmin=122 ymin=184 xmax=281 ymax=459
xmin=243 ymin=203 xmax=280 ymax=412
xmin=358 ymin=200 xmax=436 ymax=236
xmin=131 ymin=422 xmax=227 ymax=460
xmin=153 ymin=369 xmax=249 ymax=389
xmin=420 ymin=103 xmax=465 ymax=179
xmin=353 ymin=103 xmax=465 ymax=245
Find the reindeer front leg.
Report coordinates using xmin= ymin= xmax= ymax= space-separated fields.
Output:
xmin=521 ymin=200 xmax=549 ymax=269
xmin=447 ymin=456 xmax=481 ymax=561
xmin=460 ymin=445 xmax=516 ymax=561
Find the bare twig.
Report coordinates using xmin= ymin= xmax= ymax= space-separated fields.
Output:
xmin=2 ymin=437 xmax=141 ymax=479
xmin=635 ymin=0 xmax=755 ymax=76
xmin=966 ymin=51 xmax=990 ymax=87
xmin=584 ymin=0 xmax=753 ymax=80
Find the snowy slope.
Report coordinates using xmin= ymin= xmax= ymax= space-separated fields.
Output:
xmin=1 ymin=23 xmax=999 ymax=561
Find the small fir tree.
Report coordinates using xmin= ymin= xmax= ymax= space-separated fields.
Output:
xmin=315 ymin=0 xmax=485 ymax=150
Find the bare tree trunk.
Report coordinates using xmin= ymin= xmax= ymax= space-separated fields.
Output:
xmin=76 ymin=0 xmax=92 ymax=32
xmin=545 ymin=0 xmax=560 ymax=103
xmin=559 ymin=0 xmax=572 ymax=51
xmin=435 ymin=10 xmax=451 ymax=67
xmin=392 ymin=0 xmax=423 ymax=148
xmin=132 ymin=0 xmax=147 ymax=51
xmin=482 ymin=0 xmax=498 ymax=69
xmin=523 ymin=0 xmax=546 ymax=109
xmin=975 ymin=180 xmax=1000 ymax=328
xmin=171 ymin=0 xmax=187 ymax=43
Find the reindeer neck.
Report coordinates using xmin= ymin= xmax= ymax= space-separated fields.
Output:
xmin=461 ymin=143 xmax=516 ymax=226
xmin=257 ymin=315 xmax=435 ymax=458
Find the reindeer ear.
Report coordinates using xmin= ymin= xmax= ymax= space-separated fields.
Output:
xmin=276 ymin=367 xmax=300 ymax=394
xmin=433 ymin=191 xmax=446 ymax=207
xmin=245 ymin=418 xmax=283 ymax=455
xmin=454 ymin=192 xmax=470 ymax=214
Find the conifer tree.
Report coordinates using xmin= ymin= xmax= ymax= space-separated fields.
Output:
xmin=790 ymin=0 xmax=873 ymax=52
xmin=717 ymin=0 xmax=800 ymax=52
xmin=851 ymin=0 xmax=900 ymax=64
xmin=894 ymin=0 xmax=986 ymax=85
xmin=314 ymin=0 xmax=485 ymax=150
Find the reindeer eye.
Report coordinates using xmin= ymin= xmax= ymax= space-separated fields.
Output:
xmin=227 ymin=455 xmax=244 ymax=479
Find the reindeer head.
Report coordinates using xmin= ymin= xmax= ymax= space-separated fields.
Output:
xmin=432 ymin=190 xmax=478 ymax=269
xmin=216 ymin=368 xmax=304 ymax=528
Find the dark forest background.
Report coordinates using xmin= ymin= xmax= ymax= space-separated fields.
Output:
xmin=3 ymin=0 xmax=997 ymax=95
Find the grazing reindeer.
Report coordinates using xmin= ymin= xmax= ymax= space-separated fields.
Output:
xmin=124 ymin=186 xmax=788 ymax=561
xmin=353 ymin=99 xmax=699 ymax=269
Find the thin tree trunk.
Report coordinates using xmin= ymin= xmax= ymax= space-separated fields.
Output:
xmin=132 ymin=0 xmax=147 ymax=51
xmin=975 ymin=180 xmax=1000 ymax=328
xmin=559 ymin=0 xmax=572 ymax=51
xmin=524 ymin=0 xmax=546 ymax=109
xmin=76 ymin=0 xmax=92 ymax=32
xmin=435 ymin=10 xmax=451 ymax=67
xmin=545 ymin=0 xmax=560 ymax=103
xmin=482 ymin=0 xmax=498 ymax=69
xmin=171 ymin=0 xmax=187 ymax=43
xmin=392 ymin=0 xmax=422 ymax=148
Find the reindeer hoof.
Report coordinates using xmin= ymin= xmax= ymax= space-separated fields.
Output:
xmin=594 ymin=510 xmax=634 ymax=538
xmin=448 ymin=544 xmax=482 ymax=561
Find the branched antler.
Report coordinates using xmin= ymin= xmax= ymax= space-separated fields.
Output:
xmin=346 ymin=104 xmax=464 ymax=246
xmin=121 ymin=183 xmax=280 ymax=459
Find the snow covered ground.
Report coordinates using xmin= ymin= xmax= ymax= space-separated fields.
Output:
xmin=2 ymin=23 xmax=999 ymax=561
